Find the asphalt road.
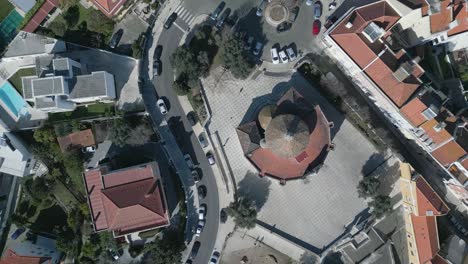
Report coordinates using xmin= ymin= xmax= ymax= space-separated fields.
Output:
xmin=149 ymin=20 xmax=220 ymax=264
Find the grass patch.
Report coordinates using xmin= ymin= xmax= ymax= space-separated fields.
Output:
xmin=0 ymin=0 xmax=14 ymax=22
xmin=51 ymin=180 xmax=80 ymax=211
xmin=48 ymin=103 xmax=115 ymax=122
xmin=139 ymin=229 xmax=161 ymax=239
xmin=8 ymin=67 xmax=37 ymax=94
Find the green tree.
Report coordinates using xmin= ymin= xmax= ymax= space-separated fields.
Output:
xmin=10 ymin=213 xmax=29 ymax=227
xmin=48 ymin=21 xmax=67 ymax=36
xmin=63 ymin=5 xmax=80 ymax=28
xmin=172 ymin=79 xmax=190 ymax=96
xmin=87 ymin=10 xmax=114 ymax=35
xmin=109 ymin=119 xmax=132 ymax=147
xmin=30 ymin=176 xmax=50 ymax=201
xmin=369 ymin=195 xmax=392 ymax=218
xmin=143 ymin=230 xmax=185 ymax=264
xmin=357 ymin=176 xmax=381 ymax=198
xmin=226 ymin=196 xmax=257 ymax=229
xmin=220 ymin=33 xmax=254 ymax=79
xmin=81 ymin=242 xmax=96 ymax=258
xmin=170 ymin=46 xmax=208 ymax=81
xmin=99 ymin=231 xmax=118 ymax=251
xmin=33 ymin=126 xmax=56 ymax=143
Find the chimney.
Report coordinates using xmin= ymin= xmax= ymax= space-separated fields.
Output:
xmin=345 ymin=21 xmax=353 ymax=28
xmin=433 ymin=121 xmax=447 ymax=132
xmin=393 ymin=61 xmax=414 ymax=82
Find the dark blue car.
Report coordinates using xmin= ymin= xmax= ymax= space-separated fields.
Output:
xmin=10 ymin=228 xmax=25 ymax=240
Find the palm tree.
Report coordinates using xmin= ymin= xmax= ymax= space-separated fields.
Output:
xmin=226 ymin=196 xmax=257 ymax=229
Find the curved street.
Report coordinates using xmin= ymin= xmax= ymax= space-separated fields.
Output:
xmin=141 ymin=3 xmax=221 ymax=263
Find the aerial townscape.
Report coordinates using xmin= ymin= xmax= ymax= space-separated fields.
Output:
xmin=0 ymin=0 xmax=468 ymax=263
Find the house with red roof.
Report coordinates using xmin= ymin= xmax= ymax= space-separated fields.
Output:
xmin=23 ymin=0 xmax=59 ymax=33
xmin=0 ymin=235 xmax=61 ymax=264
xmin=56 ymin=129 xmax=95 ymax=153
xmin=400 ymin=162 xmax=449 ymax=264
xmin=90 ymin=0 xmax=128 ymax=17
xmin=83 ymin=162 xmax=170 ymax=240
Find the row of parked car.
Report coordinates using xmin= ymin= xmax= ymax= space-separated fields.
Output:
xmin=270 ymin=45 xmax=296 ymax=64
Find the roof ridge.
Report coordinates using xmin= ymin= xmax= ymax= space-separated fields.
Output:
xmin=103 ymin=176 xmax=154 ymax=190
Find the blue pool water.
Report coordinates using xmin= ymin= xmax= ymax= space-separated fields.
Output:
xmin=0 ymin=81 xmax=28 ymax=117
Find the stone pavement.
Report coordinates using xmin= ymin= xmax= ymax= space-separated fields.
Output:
xmin=201 ymin=67 xmax=383 ymax=253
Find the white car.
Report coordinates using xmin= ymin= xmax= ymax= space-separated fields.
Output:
xmin=286 ymin=47 xmax=297 ymax=61
xmin=184 ymin=154 xmax=194 ymax=168
xmin=198 ymin=204 xmax=206 ymax=220
xmin=157 ymin=99 xmax=167 ymax=115
xmin=209 ymin=251 xmax=220 ymax=264
xmin=196 ymin=220 xmax=205 ymax=236
xmin=253 ymin=41 xmax=263 ymax=56
xmin=270 ymin=47 xmax=279 ymax=64
xmin=306 ymin=0 xmax=313 ymax=6
xmin=279 ymin=50 xmax=288 ymax=63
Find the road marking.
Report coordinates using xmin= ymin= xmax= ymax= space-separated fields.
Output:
xmin=184 ymin=13 xmax=193 ymax=22
xmin=174 ymin=22 xmax=186 ymax=33
xmin=187 ymin=16 xmax=196 ymax=25
xmin=174 ymin=4 xmax=183 ymax=13
xmin=178 ymin=8 xmax=188 ymax=18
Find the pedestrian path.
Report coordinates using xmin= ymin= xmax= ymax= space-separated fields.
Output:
xmin=174 ymin=4 xmax=196 ymax=26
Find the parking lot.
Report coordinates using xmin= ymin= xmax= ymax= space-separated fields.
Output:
xmin=202 ymin=68 xmax=384 ymax=252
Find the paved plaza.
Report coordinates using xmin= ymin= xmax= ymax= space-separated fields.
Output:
xmin=203 ymin=68 xmax=385 ymax=252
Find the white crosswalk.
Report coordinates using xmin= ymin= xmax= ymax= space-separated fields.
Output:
xmin=173 ymin=5 xmax=196 ymax=25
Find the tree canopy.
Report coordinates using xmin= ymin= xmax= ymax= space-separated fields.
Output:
xmin=226 ymin=196 xmax=257 ymax=229
xmin=369 ymin=195 xmax=392 ymax=218
xmin=357 ymin=176 xmax=381 ymax=198
xmin=142 ymin=230 xmax=185 ymax=264
xmin=220 ymin=33 xmax=254 ymax=79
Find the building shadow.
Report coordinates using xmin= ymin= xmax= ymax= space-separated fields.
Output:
xmin=167 ymin=116 xmax=197 ymax=165
xmin=237 ymin=171 xmax=271 ymax=211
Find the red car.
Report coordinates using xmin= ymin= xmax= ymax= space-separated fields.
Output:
xmin=313 ymin=20 xmax=321 ymax=35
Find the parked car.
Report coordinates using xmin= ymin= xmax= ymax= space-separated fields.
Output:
xmin=185 ymin=260 xmax=192 ymax=264
xmin=270 ymin=47 xmax=279 ymax=64
xmin=277 ymin=21 xmax=292 ymax=33
xmin=190 ymin=241 xmax=201 ymax=259
xmin=206 ymin=152 xmax=216 ymax=165
xmin=279 ymin=50 xmax=288 ymax=63
xmin=286 ymin=47 xmax=297 ymax=61
xmin=220 ymin=208 xmax=228 ymax=223
xmin=288 ymin=6 xmax=299 ymax=22
xmin=246 ymin=36 xmax=254 ymax=50
xmin=109 ymin=29 xmax=123 ymax=49
xmin=209 ymin=251 xmax=220 ymax=264
xmin=81 ymin=146 xmax=96 ymax=153
xmin=187 ymin=111 xmax=198 ymax=126
xmin=196 ymin=220 xmax=205 ymax=236
xmin=154 ymin=45 xmax=163 ymax=60
xmin=252 ymin=41 xmax=263 ymax=56
xmin=211 ymin=1 xmax=226 ymax=20
xmin=157 ymin=98 xmax=167 ymax=114
xmin=198 ymin=204 xmax=206 ymax=220
xmin=192 ymin=170 xmax=200 ymax=183
xmin=198 ymin=132 xmax=209 ymax=148
xmin=184 ymin=154 xmax=194 ymax=168
xmin=314 ymin=1 xmax=322 ymax=18
xmin=164 ymin=12 xmax=177 ymax=29
xmin=216 ymin=8 xmax=231 ymax=29
xmin=198 ymin=185 xmax=207 ymax=198
xmin=306 ymin=0 xmax=313 ymax=6
xmin=110 ymin=250 xmax=120 ymax=260
xmin=313 ymin=19 xmax=321 ymax=35
xmin=153 ymin=59 xmax=162 ymax=76
xmin=10 ymin=228 xmax=25 ymax=240
xmin=256 ymin=0 xmax=266 ymax=16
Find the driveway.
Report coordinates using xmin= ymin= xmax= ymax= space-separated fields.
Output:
xmin=202 ymin=68 xmax=381 ymax=252
xmin=112 ymin=13 xmax=148 ymax=54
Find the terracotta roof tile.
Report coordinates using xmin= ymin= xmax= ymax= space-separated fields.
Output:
xmin=0 ymin=249 xmax=51 ymax=264
xmin=415 ymin=176 xmax=449 ymax=215
xmin=431 ymin=139 xmax=466 ymax=166
xmin=429 ymin=1 xmax=453 ymax=33
xmin=91 ymin=0 xmax=127 ymax=17
xmin=57 ymin=129 xmax=95 ymax=153
xmin=448 ymin=3 xmax=468 ymax=36
xmin=411 ymin=215 xmax=440 ymax=264
xmin=331 ymin=33 xmax=381 ymax=68
xmin=84 ymin=162 xmax=169 ymax=235
xmin=431 ymin=254 xmax=449 ymax=264
xmin=364 ymin=58 xmax=421 ymax=107
xmin=23 ymin=0 xmax=58 ymax=33
xmin=401 ymin=97 xmax=429 ymax=127
xmin=420 ymin=118 xmax=452 ymax=145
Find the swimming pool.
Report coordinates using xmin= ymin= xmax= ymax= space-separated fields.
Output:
xmin=0 ymin=81 xmax=28 ymax=118
xmin=0 ymin=10 xmax=23 ymax=43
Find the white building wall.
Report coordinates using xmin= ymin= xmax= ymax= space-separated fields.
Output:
xmin=0 ymin=132 xmax=34 ymax=177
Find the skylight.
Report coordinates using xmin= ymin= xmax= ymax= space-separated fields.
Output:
xmin=362 ymin=22 xmax=385 ymax=43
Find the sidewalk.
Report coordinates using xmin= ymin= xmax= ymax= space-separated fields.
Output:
xmin=177 ymin=95 xmax=236 ymax=253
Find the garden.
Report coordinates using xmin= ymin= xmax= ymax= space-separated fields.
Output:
xmin=8 ymin=67 xmax=37 ymax=95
